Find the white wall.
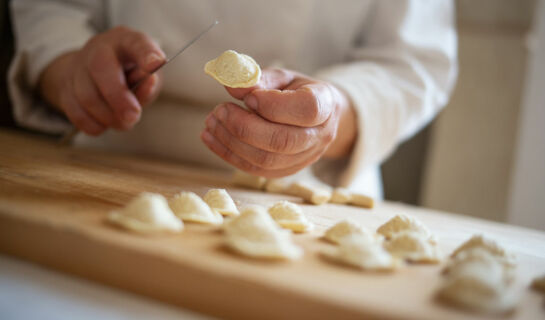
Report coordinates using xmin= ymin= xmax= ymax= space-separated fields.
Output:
xmin=507 ymin=0 xmax=545 ymax=230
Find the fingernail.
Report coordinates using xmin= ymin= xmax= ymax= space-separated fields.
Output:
xmin=214 ymin=105 xmax=227 ymax=121
xmin=123 ymin=109 xmax=140 ymax=123
xmin=145 ymin=53 xmax=163 ymax=69
xmin=244 ymin=95 xmax=258 ymax=111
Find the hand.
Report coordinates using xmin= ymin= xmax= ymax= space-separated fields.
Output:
xmin=201 ymin=68 xmax=357 ymax=178
xmin=39 ymin=26 xmax=166 ymax=135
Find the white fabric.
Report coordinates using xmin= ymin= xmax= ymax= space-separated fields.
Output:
xmin=8 ymin=0 xmax=458 ymax=198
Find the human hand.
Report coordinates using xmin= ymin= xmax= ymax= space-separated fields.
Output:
xmin=201 ymin=68 xmax=357 ymax=178
xmin=39 ymin=26 xmax=166 ymax=135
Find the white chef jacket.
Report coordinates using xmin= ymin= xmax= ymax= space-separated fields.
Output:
xmin=8 ymin=0 xmax=458 ymax=199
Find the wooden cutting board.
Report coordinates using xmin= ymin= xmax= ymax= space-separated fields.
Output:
xmin=0 ymin=129 xmax=544 ymax=320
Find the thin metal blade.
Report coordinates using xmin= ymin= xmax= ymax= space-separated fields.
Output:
xmin=160 ymin=20 xmax=219 ymax=71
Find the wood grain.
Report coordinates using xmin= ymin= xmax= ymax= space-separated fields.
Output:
xmin=0 ymin=129 xmax=544 ymax=320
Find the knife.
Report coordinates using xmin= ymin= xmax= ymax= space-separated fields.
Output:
xmin=59 ymin=20 xmax=219 ymax=145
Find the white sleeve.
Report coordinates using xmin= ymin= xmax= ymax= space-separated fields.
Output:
xmin=8 ymin=0 xmax=105 ymax=133
xmin=315 ymin=0 xmax=458 ymax=187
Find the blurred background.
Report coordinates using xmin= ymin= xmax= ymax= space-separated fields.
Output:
xmin=1 ymin=0 xmax=544 ymax=230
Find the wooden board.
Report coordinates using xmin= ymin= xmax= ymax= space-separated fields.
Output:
xmin=0 ymin=129 xmax=544 ymax=320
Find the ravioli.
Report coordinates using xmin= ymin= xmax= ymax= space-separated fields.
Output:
xmin=324 ymin=220 xmax=380 ymax=245
xmin=268 ymin=201 xmax=313 ymax=233
xmin=383 ymin=231 xmax=440 ymax=263
xmin=223 ymin=205 xmax=303 ymax=260
xmin=324 ymin=235 xmax=397 ymax=271
xmin=204 ymin=50 xmax=261 ymax=88
xmin=107 ymin=192 xmax=183 ymax=233
xmin=203 ymin=188 xmax=239 ymax=216
xmin=169 ymin=191 xmax=223 ymax=225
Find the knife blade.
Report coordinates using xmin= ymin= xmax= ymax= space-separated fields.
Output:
xmin=60 ymin=20 xmax=219 ymax=144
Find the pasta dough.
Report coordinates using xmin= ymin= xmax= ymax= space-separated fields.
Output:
xmin=383 ymin=231 xmax=440 ymax=263
xmin=330 ymin=188 xmax=351 ymax=204
xmin=264 ymin=178 xmax=289 ymax=193
xmin=436 ymin=258 xmax=519 ymax=314
xmin=107 ymin=193 xmax=183 ymax=233
xmin=287 ymin=181 xmax=331 ymax=205
xmin=204 ymin=50 xmax=261 ymax=88
xmin=377 ymin=214 xmax=433 ymax=241
xmin=232 ymin=170 xmax=267 ymax=190
xmin=223 ymin=205 xmax=303 ymax=260
xmin=324 ymin=235 xmax=397 ymax=271
xmin=350 ymin=193 xmax=374 ymax=209
xmin=450 ymin=234 xmax=516 ymax=269
xmin=169 ymin=192 xmax=223 ymax=225
xmin=203 ymin=188 xmax=239 ymax=216
xmin=443 ymin=247 xmax=515 ymax=284
xmin=268 ymin=201 xmax=313 ymax=233
xmin=324 ymin=220 xmax=379 ymax=245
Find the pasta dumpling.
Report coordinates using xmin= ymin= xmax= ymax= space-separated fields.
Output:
xmin=223 ymin=205 xmax=302 ymax=260
xmin=107 ymin=193 xmax=183 ymax=233
xmin=324 ymin=235 xmax=397 ymax=271
xmin=169 ymin=192 xmax=223 ymax=225
xmin=383 ymin=231 xmax=440 ymax=263
xmin=324 ymin=220 xmax=380 ymax=245
xmin=203 ymin=188 xmax=239 ymax=216
xmin=268 ymin=201 xmax=313 ymax=233
xmin=204 ymin=50 xmax=261 ymax=88
xmin=377 ymin=214 xmax=433 ymax=241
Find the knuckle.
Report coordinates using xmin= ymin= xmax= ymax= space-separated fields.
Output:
xmin=255 ymin=151 xmax=276 ymax=169
xmin=269 ymin=129 xmax=294 ymax=153
xmin=233 ymin=122 xmax=251 ymax=141
xmin=301 ymin=89 xmax=320 ymax=123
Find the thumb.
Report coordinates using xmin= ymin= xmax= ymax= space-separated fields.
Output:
xmin=225 ymin=68 xmax=295 ymax=100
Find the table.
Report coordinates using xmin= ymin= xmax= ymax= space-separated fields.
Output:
xmin=0 ymin=129 xmax=544 ymax=319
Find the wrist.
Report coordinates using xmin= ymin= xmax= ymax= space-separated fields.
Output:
xmin=38 ymin=50 xmax=78 ymax=113
xmin=324 ymin=85 xmax=357 ymax=158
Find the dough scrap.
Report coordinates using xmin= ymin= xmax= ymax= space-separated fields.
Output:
xmin=350 ymin=193 xmax=374 ymax=208
xmin=450 ymin=235 xmax=516 ymax=269
xmin=330 ymin=188 xmax=351 ymax=204
xmin=324 ymin=220 xmax=380 ymax=245
xmin=264 ymin=178 xmax=289 ymax=194
xmin=324 ymin=235 xmax=397 ymax=271
xmin=107 ymin=193 xmax=183 ymax=233
xmin=436 ymin=258 xmax=519 ymax=314
xmin=204 ymin=50 xmax=261 ymax=88
xmin=443 ymin=247 xmax=514 ymax=284
xmin=203 ymin=188 xmax=239 ymax=216
xmin=377 ymin=214 xmax=433 ymax=241
xmin=268 ymin=201 xmax=313 ymax=233
xmin=169 ymin=192 xmax=223 ymax=225
xmin=223 ymin=205 xmax=303 ymax=260
xmin=384 ymin=231 xmax=440 ymax=263
xmin=531 ymin=274 xmax=545 ymax=293
xmin=232 ymin=170 xmax=267 ymax=190
xmin=287 ymin=181 xmax=331 ymax=205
